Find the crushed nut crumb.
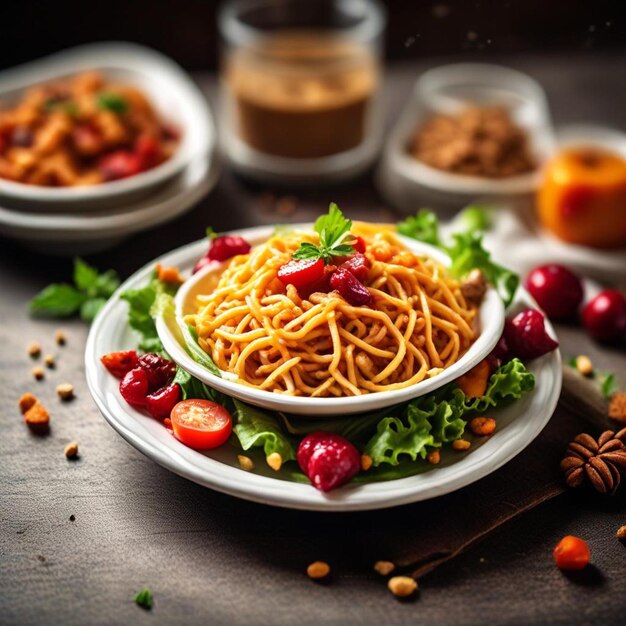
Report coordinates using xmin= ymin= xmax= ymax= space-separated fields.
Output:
xmin=64 ymin=441 xmax=79 ymax=459
xmin=426 ymin=450 xmax=441 ymax=465
xmin=237 ymin=455 xmax=255 ymax=471
xmin=374 ymin=561 xmax=395 ymax=576
xmin=575 ymin=355 xmax=593 ymax=377
xmin=617 ymin=525 xmax=626 ymax=541
xmin=609 ymin=392 xmax=626 ymax=424
xmin=56 ymin=383 xmax=74 ymax=401
xmin=266 ymin=452 xmax=282 ymax=471
xmin=18 ymin=392 xmax=38 ymax=414
xmin=469 ymin=416 xmax=497 ymax=436
xmin=307 ymin=561 xmax=330 ymax=580
xmin=452 ymin=439 xmax=471 ymax=451
xmin=54 ymin=330 xmax=66 ymax=346
xmin=388 ymin=576 xmax=418 ymax=598
xmin=360 ymin=454 xmax=373 ymax=471
xmin=32 ymin=366 xmax=45 ymax=381
xmin=44 ymin=355 xmax=55 ymax=368
xmin=27 ymin=341 xmax=41 ymax=358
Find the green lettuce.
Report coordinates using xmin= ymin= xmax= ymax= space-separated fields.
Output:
xmin=397 ymin=209 xmax=441 ymax=246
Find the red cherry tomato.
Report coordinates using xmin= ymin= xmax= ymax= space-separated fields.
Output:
xmin=524 ymin=264 xmax=584 ymax=320
xmin=145 ymin=383 xmax=181 ymax=420
xmin=277 ymin=258 xmax=325 ymax=289
xmin=99 ymin=150 xmax=142 ymax=181
xmin=119 ymin=368 xmax=150 ymax=408
xmin=553 ymin=535 xmax=590 ymax=571
xmin=582 ymin=289 xmax=626 ymax=342
xmin=208 ymin=236 xmax=251 ymax=262
xmin=101 ymin=350 xmax=139 ymax=378
xmin=170 ymin=400 xmax=233 ymax=450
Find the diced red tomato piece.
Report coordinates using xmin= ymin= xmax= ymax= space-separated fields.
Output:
xmin=138 ymin=353 xmax=177 ymax=391
xmin=352 ymin=236 xmax=367 ymax=253
xmin=99 ymin=150 xmax=143 ymax=181
xmin=277 ymin=258 xmax=325 ymax=290
xmin=208 ymin=236 xmax=252 ymax=262
xmin=119 ymin=368 xmax=150 ymax=408
xmin=101 ymin=350 xmax=139 ymax=378
xmin=330 ymin=268 xmax=372 ymax=306
xmin=170 ymin=399 xmax=233 ymax=450
xmin=339 ymin=253 xmax=370 ymax=281
xmin=145 ymin=383 xmax=182 ymax=420
xmin=135 ymin=134 xmax=161 ymax=169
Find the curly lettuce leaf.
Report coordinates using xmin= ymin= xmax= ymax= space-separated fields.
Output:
xmin=397 ymin=209 xmax=441 ymax=246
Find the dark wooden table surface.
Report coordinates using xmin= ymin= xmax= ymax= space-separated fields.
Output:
xmin=1 ymin=55 xmax=625 ymax=626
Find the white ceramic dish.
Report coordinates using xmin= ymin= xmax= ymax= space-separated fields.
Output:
xmin=156 ymin=226 xmax=505 ymax=416
xmin=0 ymin=153 xmax=220 ymax=255
xmin=85 ymin=231 xmax=561 ymax=510
xmin=0 ymin=42 xmax=214 ymax=211
xmin=376 ymin=63 xmax=556 ymax=213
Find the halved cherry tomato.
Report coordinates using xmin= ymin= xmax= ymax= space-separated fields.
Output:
xmin=277 ymin=258 xmax=325 ymax=289
xmin=101 ymin=350 xmax=139 ymax=378
xmin=170 ymin=399 xmax=233 ymax=450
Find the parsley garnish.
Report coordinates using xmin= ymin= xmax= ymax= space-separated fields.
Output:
xmin=29 ymin=258 xmax=120 ymax=322
xmin=134 ymin=587 xmax=153 ymax=610
xmin=97 ymin=92 xmax=128 ymax=114
xmin=292 ymin=203 xmax=355 ymax=263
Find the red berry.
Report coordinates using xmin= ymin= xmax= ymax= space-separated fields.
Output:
xmin=138 ymin=353 xmax=176 ymax=391
xmin=339 ymin=253 xmax=370 ymax=281
xmin=352 ymin=236 xmax=367 ymax=253
xmin=524 ymin=265 xmax=584 ymax=320
xmin=119 ymin=368 xmax=150 ymax=408
xmin=277 ymin=258 xmax=325 ymax=290
xmin=145 ymin=383 xmax=182 ymax=420
xmin=208 ymin=236 xmax=251 ymax=262
xmin=101 ymin=350 xmax=139 ymax=378
xmin=193 ymin=255 xmax=219 ymax=274
xmin=297 ymin=432 xmax=360 ymax=492
xmin=330 ymin=268 xmax=372 ymax=306
xmin=504 ymin=308 xmax=559 ymax=361
xmin=582 ymin=290 xmax=626 ymax=342
xmin=99 ymin=150 xmax=142 ymax=181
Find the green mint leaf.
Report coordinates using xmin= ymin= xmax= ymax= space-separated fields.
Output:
xmin=329 ymin=244 xmax=355 ymax=257
xmin=292 ymin=242 xmax=323 ymax=261
xmin=73 ymin=258 xmax=99 ymax=291
xmin=314 ymin=202 xmax=352 ymax=250
xmin=97 ymin=92 xmax=128 ymax=114
xmin=30 ymin=284 xmax=87 ymax=317
xmin=80 ymin=297 xmax=107 ymax=322
xmin=397 ymin=209 xmax=441 ymax=246
xmin=94 ymin=269 xmax=120 ymax=298
xmin=599 ymin=372 xmax=618 ymax=400
xmin=134 ymin=588 xmax=152 ymax=610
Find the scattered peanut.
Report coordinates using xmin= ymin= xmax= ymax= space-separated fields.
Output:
xmin=426 ymin=450 xmax=441 ymax=465
xmin=32 ymin=366 xmax=45 ymax=381
xmin=266 ymin=452 xmax=282 ymax=471
xmin=469 ymin=417 xmax=497 ymax=437
xmin=237 ymin=455 xmax=255 ymax=471
xmin=54 ymin=329 xmax=67 ymax=346
xmin=306 ymin=561 xmax=330 ymax=580
xmin=44 ymin=354 xmax=55 ymax=368
xmin=388 ymin=576 xmax=418 ymax=598
xmin=575 ymin=355 xmax=593 ymax=377
xmin=18 ymin=392 xmax=38 ymax=414
xmin=374 ymin=560 xmax=395 ymax=576
xmin=56 ymin=383 xmax=75 ymax=401
xmin=64 ymin=441 xmax=79 ymax=459
xmin=24 ymin=402 xmax=50 ymax=431
xmin=608 ymin=392 xmax=626 ymax=424
xmin=452 ymin=439 xmax=471 ymax=451
xmin=27 ymin=341 xmax=41 ymax=358
xmin=617 ymin=525 xmax=626 ymax=541
xmin=360 ymin=454 xmax=373 ymax=471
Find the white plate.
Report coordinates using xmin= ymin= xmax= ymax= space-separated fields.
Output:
xmin=85 ymin=230 xmax=562 ymax=511
xmin=0 ymin=153 xmax=220 ymax=254
xmin=158 ymin=226 xmax=505 ymax=415
xmin=0 ymin=42 xmax=214 ymax=211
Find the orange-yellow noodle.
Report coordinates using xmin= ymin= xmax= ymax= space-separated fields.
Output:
xmin=185 ymin=225 xmax=478 ymax=397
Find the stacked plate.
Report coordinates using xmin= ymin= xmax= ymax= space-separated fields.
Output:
xmin=0 ymin=43 xmax=218 ymax=254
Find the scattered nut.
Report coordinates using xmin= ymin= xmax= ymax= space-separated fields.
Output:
xmin=575 ymin=355 xmax=593 ymax=376
xmin=609 ymin=392 xmax=626 ymax=424
xmin=54 ymin=330 xmax=67 ymax=346
xmin=44 ymin=355 xmax=55 ymax=368
xmin=56 ymin=383 xmax=74 ymax=401
xmin=426 ymin=450 xmax=441 ymax=465
xmin=617 ymin=525 xmax=626 ymax=541
xmin=64 ymin=441 xmax=79 ymax=459
xmin=360 ymin=454 xmax=373 ymax=471
xmin=24 ymin=402 xmax=50 ymax=431
xmin=237 ymin=455 xmax=255 ymax=471
xmin=307 ymin=561 xmax=330 ymax=580
xmin=461 ymin=269 xmax=487 ymax=304
xmin=266 ymin=452 xmax=282 ymax=471
xmin=27 ymin=341 xmax=41 ymax=358
xmin=452 ymin=439 xmax=471 ymax=451
xmin=32 ymin=366 xmax=45 ymax=381
xmin=469 ymin=416 xmax=497 ymax=436
xmin=374 ymin=560 xmax=395 ymax=576
xmin=388 ymin=576 xmax=418 ymax=598
xmin=18 ymin=392 xmax=38 ymax=414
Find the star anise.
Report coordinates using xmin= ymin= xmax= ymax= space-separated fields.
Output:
xmin=561 ymin=428 xmax=626 ymax=495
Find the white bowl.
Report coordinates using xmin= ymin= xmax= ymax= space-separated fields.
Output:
xmin=156 ymin=225 xmax=505 ymax=416
xmin=376 ymin=63 xmax=556 ymax=213
xmin=0 ymin=42 xmax=214 ymax=211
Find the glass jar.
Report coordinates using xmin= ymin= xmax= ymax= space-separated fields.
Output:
xmin=218 ymin=0 xmax=386 ymax=184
